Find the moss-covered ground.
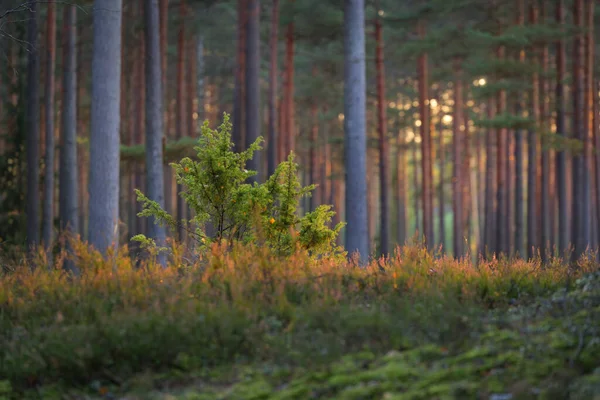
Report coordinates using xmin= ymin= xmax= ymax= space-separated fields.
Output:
xmin=1 ymin=242 xmax=599 ymax=399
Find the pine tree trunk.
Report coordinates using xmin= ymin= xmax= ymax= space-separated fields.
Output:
xmin=42 ymin=2 xmax=57 ymax=250
xmin=396 ymin=135 xmax=407 ymax=247
xmin=555 ymin=0 xmax=568 ymax=254
xmin=159 ymin=0 xmax=172 ymax=218
xmin=89 ymin=0 xmax=123 ymax=254
xmin=417 ymin=20 xmax=433 ymax=247
xmin=176 ymin=0 xmax=187 ymax=240
xmin=514 ymin=0 xmax=525 ymax=257
xmin=309 ymin=100 xmax=318 ymax=211
xmin=413 ymin=141 xmax=420 ymax=236
xmin=437 ymin=119 xmax=446 ymax=252
xmin=452 ymin=64 xmax=464 ymax=257
xmin=135 ymin=2 xmax=146 ymax=236
xmin=283 ymin=19 xmax=295 ymax=159
xmin=25 ymin=2 xmax=41 ymax=250
xmin=233 ymin=0 xmax=247 ymax=153
xmin=571 ymin=0 xmax=589 ymax=259
xmin=484 ymin=98 xmax=497 ymax=256
xmin=594 ymin=79 xmax=600 ymax=255
xmin=539 ymin=0 xmax=552 ymax=256
xmin=144 ymin=0 xmax=167 ymax=266
xmin=245 ymin=0 xmax=261 ymax=180
xmin=187 ymin=33 xmax=197 ymax=138
xmin=375 ymin=12 xmax=389 ymax=256
xmin=344 ymin=0 xmax=369 ymax=263
xmin=584 ymin=0 xmax=595 ymax=250
xmin=267 ymin=0 xmax=279 ymax=176
xmin=196 ymin=36 xmax=205 ymax=124
xmin=496 ymin=46 xmax=508 ymax=256
xmin=527 ymin=3 xmax=539 ymax=258
xmin=59 ymin=5 xmax=78 ymax=273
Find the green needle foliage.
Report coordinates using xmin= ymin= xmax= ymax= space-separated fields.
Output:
xmin=133 ymin=113 xmax=345 ymax=259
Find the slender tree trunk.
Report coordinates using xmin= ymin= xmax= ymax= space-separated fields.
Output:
xmin=484 ymin=98 xmax=497 ymax=255
xmin=514 ymin=0 xmax=525 ymax=257
xmin=196 ymin=36 xmax=205 ymax=124
xmin=453 ymin=64 xmax=464 ymax=257
xmin=438 ymin=120 xmax=446 ymax=251
xmin=268 ymin=0 xmax=279 ymax=176
xmin=555 ymin=0 xmax=568 ymax=254
xmin=233 ymin=0 xmax=247 ymax=152
xmin=539 ymin=1 xmax=552 ymax=256
xmin=159 ymin=0 xmax=172 ymax=218
xmin=26 ymin=3 xmax=40 ymax=250
xmin=283 ymin=19 xmax=295 ymax=159
xmin=594 ymin=79 xmax=600 ymax=255
xmin=309 ymin=101 xmax=318 ymax=211
xmin=187 ymin=33 xmax=197 ymax=138
xmin=527 ymin=3 xmax=539 ymax=258
xmin=584 ymin=0 xmax=595 ymax=249
xmin=42 ymin=2 xmax=57 ymax=250
xmin=375 ymin=11 xmax=389 ymax=255
xmin=144 ymin=0 xmax=167 ymax=266
xmin=413 ymin=140 xmax=420 ymax=235
xmin=135 ymin=2 xmax=146 ymax=236
xmin=245 ymin=0 xmax=261 ymax=179
xmin=396 ymin=135 xmax=407 ymax=247
xmin=89 ymin=0 xmax=123 ymax=254
xmin=176 ymin=0 xmax=187 ymax=240
xmin=417 ymin=20 xmax=433 ymax=246
xmin=571 ymin=0 xmax=589 ymax=259
xmin=59 ymin=5 xmax=78 ymax=272
xmin=496 ymin=46 xmax=509 ymax=256
xmin=344 ymin=0 xmax=369 ymax=262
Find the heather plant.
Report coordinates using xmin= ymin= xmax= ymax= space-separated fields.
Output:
xmin=133 ymin=113 xmax=345 ymax=259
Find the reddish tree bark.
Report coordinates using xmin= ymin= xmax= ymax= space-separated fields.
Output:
xmin=375 ymin=10 xmax=389 ymax=255
xmin=417 ymin=19 xmax=433 ymax=246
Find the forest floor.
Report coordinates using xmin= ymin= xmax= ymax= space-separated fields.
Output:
xmin=1 ymin=243 xmax=600 ymax=399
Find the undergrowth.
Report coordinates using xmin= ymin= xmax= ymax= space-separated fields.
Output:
xmin=1 ymin=240 xmax=599 ymax=399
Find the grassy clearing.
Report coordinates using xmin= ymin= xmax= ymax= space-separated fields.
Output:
xmin=0 ymin=241 xmax=599 ymax=399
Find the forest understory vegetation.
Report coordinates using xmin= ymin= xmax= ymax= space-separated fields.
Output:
xmin=1 ymin=116 xmax=600 ymax=399
xmin=1 ymin=235 xmax=600 ymax=399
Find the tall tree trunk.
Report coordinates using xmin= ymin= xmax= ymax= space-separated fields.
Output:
xmin=375 ymin=11 xmax=389 ymax=256
xmin=571 ymin=0 xmax=589 ymax=259
xmin=159 ymin=0 xmax=172 ymax=218
xmin=187 ymin=33 xmax=197 ymax=138
xmin=196 ymin=36 xmax=204 ymax=123
xmin=437 ymin=120 xmax=446 ymax=251
xmin=555 ymin=0 xmax=568 ymax=254
xmin=584 ymin=0 xmax=595 ymax=250
xmin=396 ymin=135 xmax=407 ymax=247
xmin=540 ymin=0 xmax=552 ymax=256
xmin=135 ymin=2 xmax=146 ymax=237
xmin=42 ymin=2 xmax=57 ymax=250
xmin=176 ymin=0 xmax=187 ymax=240
xmin=413 ymin=140 xmax=420 ymax=235
xmin=267 ymin=0 xmax=279 ymax=176
xmin=527 ymin=3 xmax=539 ymax=259
xmin=496 ymin=46 xmax=509 ymax=256
xmin=245 ymin=0 xmax=261 ymax=179
xmin=26 ymin=3 xmax=40 ymax=250
xmin=514 ymin=0 xmax=525 ymax=257
xmin=484 ymin=98 xmax=497 ymax=255
xmin=59 ymin=5 xmax=78 ymax=272
xmin=343 ymin=0 xmax=369 ymax=263
xmin=283 ymin=19 xmax=295 ymax=160
xmin=453 ymin=64 xmax=464 ymax=257
xmin=233 ymin=0 xmax=247 ymax=152
xmin=592 ymin=79 xmax=600 ymax=253
xmin=89 ymin=0 xmax=123 ymax=254
xmin=417 ymin=20 xmax=433 ymax=246
xmin=144 ymin=0 xmax=167 ymax=266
